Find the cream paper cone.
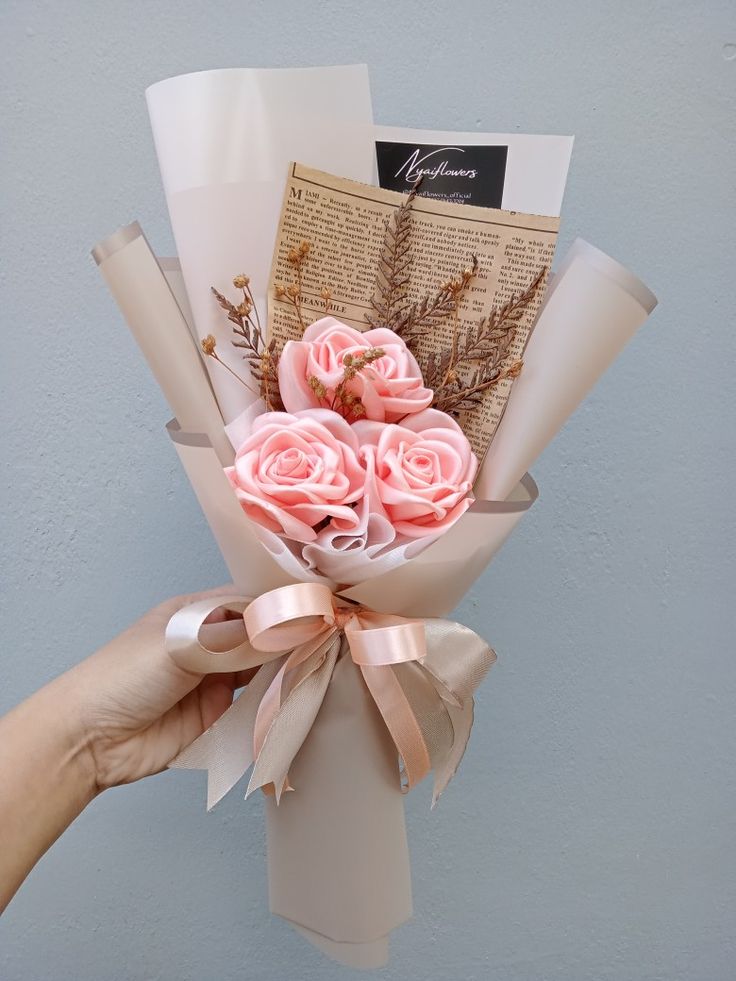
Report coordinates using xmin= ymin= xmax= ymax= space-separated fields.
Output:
xmin=476 ymin=239 xmax=658 ymax=501
xmin=158 ymin=257 xmax=196 ymax=341
xmin=341 ymin=475 xmax=538 ymax=617
xmin=166 ymin=422 xmax=537 ymax=961
xmin=266 ymin=645 xmax=411 ymax=969
xmin=92 ymin=224 xmax=234 ymax=466
xmin=146 ymin=66 xmax=376 ymax=423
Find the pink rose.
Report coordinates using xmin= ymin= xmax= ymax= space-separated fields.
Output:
xmin=225 ymin=409 xmax=365 ymax=543
xmin=353 ymin=409 xmax=478 ymax=539
xmin=278 ymin=317 xmax=433 ymax=423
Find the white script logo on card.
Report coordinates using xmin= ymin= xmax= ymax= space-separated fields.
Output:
xmin=375 ymin=141 xmax=508 ymax=207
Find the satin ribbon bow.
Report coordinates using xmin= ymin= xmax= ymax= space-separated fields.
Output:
xmin=166 ymin=583 xmax=496 ymax=809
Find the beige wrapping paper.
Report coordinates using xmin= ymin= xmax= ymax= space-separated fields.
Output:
xmin=342 ymin=475 xmax=538 ymax=617
xmin=158 ymin=256 xmax=197 ymax=341
xmin=476 ymin=239 xmax=657 ymax=500
xmin=266 ymin=645 xmax=411 ymax=969
xmin=167 ymin=421 xmax=537 ymax=965
xmin=92 ymin=224 xmax=233 ymax=465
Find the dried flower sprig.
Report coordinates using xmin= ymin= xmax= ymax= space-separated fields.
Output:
xmin=274 ymin=239 xmax=311 ymax=332
xmin=200 ymin=333 xmax=258 ymax=396
xmin=319 ymin=286 xmax=332 ymax=315
xmin=307 ymin=347 xmax=385 ymax=420
xmin=210 ymin=274 xmax=283 ymax=411
xmin=427 ymin=267 xmax=547 ymax=414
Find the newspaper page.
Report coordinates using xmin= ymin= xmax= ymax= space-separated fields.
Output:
xmin=267 ymin=162 xmax=559 ymax=462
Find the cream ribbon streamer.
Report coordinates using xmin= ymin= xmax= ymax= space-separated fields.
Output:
xmin=166 ymin=583 xmax=495 ymax=808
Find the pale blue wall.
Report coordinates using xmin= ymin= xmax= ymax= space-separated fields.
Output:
xmin=2 ymin=2 xmax=734 ymax=979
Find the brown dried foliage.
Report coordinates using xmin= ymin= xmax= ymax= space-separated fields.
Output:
xmin=428 ymin=267 xmax=546 ymax=414
xmin=367 ymin=183 xmax=546 ymax=416
xmin=366 ymin=179 xmax=477 ymax=346
xmin=210 ymin=281 xmax=283 ymax=412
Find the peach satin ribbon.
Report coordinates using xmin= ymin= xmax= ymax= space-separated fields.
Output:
xmin=166 ymin=583 xmax=495 ymax=808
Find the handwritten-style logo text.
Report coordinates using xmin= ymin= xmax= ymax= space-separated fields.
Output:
xmin=394 ymin=147 xmax=478 ymax=184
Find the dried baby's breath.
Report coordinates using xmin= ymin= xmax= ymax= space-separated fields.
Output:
xmin=307 ymin=347 xmax=385 ymax=420
xmin=274 ymin=239 xmax=312 ymax=332
xmin=210 ymin=280 xmax=283 ymax=411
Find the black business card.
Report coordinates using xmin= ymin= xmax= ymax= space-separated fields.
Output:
xmin=375 ymin=141 xmax=508 ymax=208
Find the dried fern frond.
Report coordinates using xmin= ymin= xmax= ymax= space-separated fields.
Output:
xmin=459 ymin=267 xmax=545 ymax=363
xmin=366 ymin=180 xmax=421 ymax=333
xmin=429 ymin=267 xmax=546 ymax=413
xmin=391 ymin=255 xmax=479 ymax=345
xmin=432 ymin=360 xmax=523 ymax=414
xmin=367 ymin=181 xmax=480 ymax=365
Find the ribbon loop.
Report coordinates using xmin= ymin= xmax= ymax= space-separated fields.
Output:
xmin=245 ymin=582 xmax=336 ymax=652
xmin=344 ymin=616 xmax=426 ymax=667
xmin=166 ymin=595 xmax=274 ymax=674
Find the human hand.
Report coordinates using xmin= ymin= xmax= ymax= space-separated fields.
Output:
xmin=0 ymin=587 xmax=248 ymax=911
xmin=63 ymin=587 xmax=251 ymax=792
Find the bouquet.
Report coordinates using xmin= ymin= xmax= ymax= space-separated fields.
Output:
xmin=92 ymin=65 xmax=657 ymax=968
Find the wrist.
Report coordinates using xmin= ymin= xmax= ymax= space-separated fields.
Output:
xmin=0 ymin=675 xmax=98 ymax=910
xmin=43 ymin=669 xmax=100 ymax=804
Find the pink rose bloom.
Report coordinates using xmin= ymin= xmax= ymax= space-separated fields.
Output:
xmin=226 ymin=409 xmax=365 ymax=543
xmin=278 ymin=316 xmax=433 ymax=423
xmin=353 ymin=408 xmax=478 ymax=539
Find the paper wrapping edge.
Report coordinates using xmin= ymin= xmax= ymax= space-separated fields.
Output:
xmin=91 ymin=220 xmax=143 ymax=265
